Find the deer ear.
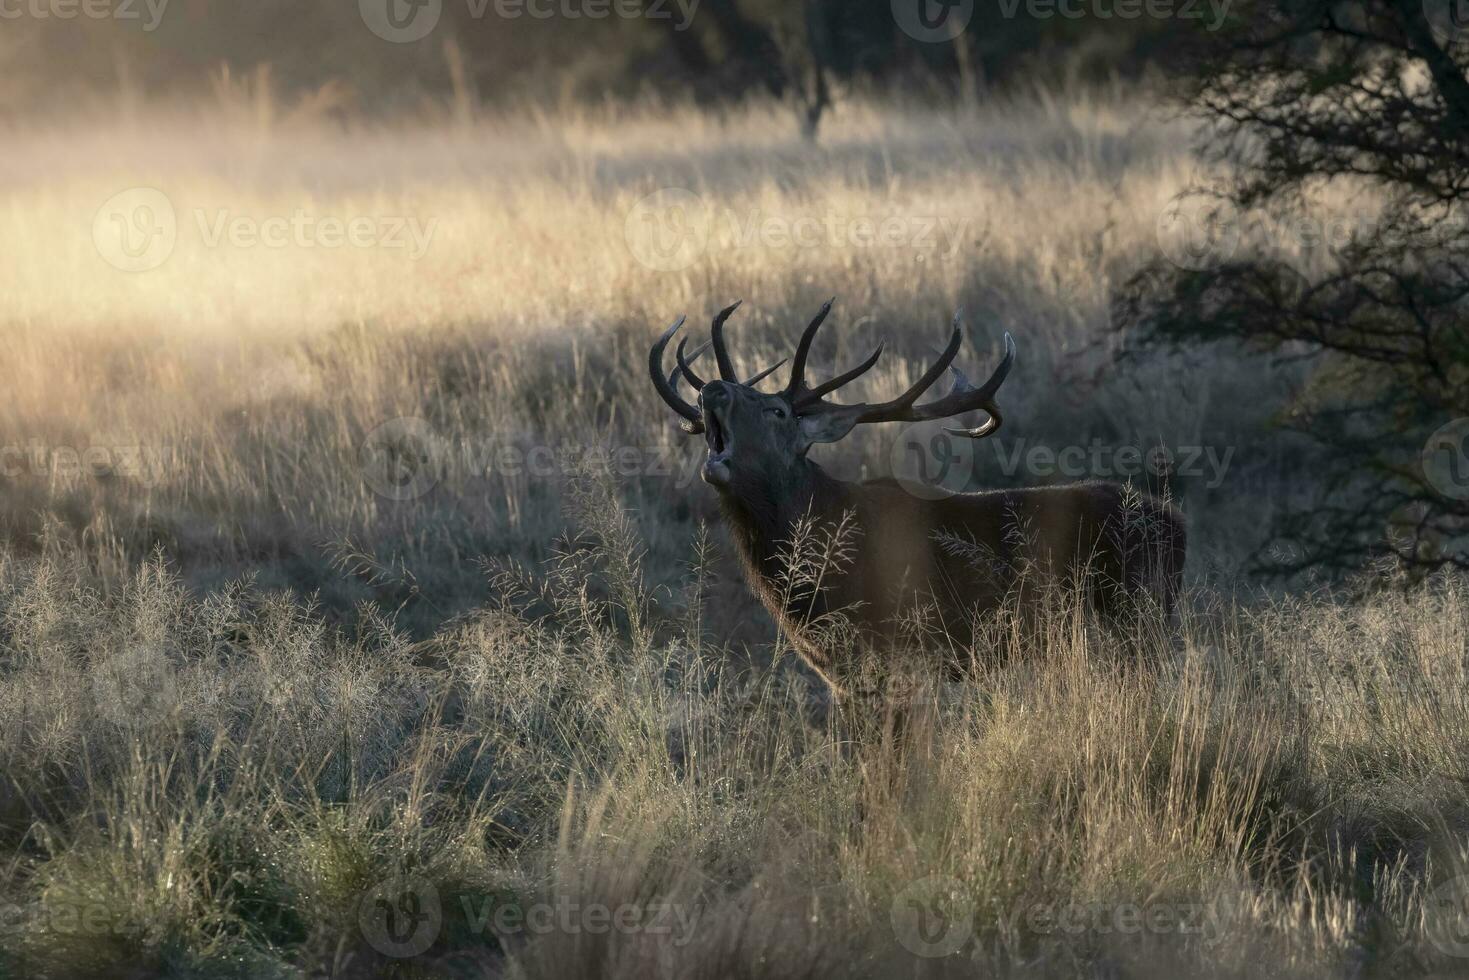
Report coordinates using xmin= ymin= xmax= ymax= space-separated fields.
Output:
xmin=797 ymin=409 xmax=862 ymax=449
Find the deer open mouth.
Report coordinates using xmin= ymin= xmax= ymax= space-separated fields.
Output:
xmin=702 ymin=409 xmax=733 ymax=486
xmin=705 ymin=411 xmax=728 ymax=455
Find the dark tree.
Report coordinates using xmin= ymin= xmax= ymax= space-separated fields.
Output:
xmin=1121 ymin=0 xmax=1469 ymax=579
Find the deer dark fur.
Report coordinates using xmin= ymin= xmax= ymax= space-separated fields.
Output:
xmin=650 ymin=301 xmax=1186 ymax=692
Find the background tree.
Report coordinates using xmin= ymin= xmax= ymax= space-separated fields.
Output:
xmin=1120 ymin=0 xmax=1469 ymax=579
xmin=0 ymin=0 xmax=1198 ymax=116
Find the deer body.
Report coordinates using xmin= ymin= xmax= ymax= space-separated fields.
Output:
xmin=650 ymin=301 xmax=1186 ymax=688
xmin=716 ymin=460 xmax=1184 ymax=683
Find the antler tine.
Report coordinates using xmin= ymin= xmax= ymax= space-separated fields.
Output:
xmin=676 ymin=338 xmax=711 ymax=389
xmin=945 ymin=404 xmax=1003 ymax=440
xmin=683 ymin=312 xmax=786 ymax=390
xmin=649 ymin=316 xmax=704 ymax=433
xmin=785 ymin=298 xmax=835 ymax=396
xmin=744 ymin=359 xmax=788 ymax=388
xmin=710 ymin=301 xmax=742 ymax=381
xmin=795 ymin=343 xmax=885 ymax=405
xmin=930 ymin=332 xmax=1014 ymax=439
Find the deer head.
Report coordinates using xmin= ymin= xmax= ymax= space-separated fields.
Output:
xmin=649 ymin=300 xmax=1016 ymax=492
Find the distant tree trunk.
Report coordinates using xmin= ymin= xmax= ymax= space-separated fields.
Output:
xmin=653 ymin=5 xmax=713 ymax=77
xmin=799 ymin=0 xmax=834 ymax=141
xmin=704 ymin=0 xmax=788 ymax=97
xmin=952 ymin=30 xmax=977 ymax=109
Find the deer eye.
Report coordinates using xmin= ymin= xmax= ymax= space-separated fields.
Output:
xmin=764 ymin=406 xmax=787 ymax=420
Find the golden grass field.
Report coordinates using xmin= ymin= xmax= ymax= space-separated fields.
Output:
xmin=2 ymin=89 xmax=1466 ymax=978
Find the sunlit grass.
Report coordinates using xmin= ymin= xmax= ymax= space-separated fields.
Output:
xmin=0 ymin=90 xmax=1451 ymax=979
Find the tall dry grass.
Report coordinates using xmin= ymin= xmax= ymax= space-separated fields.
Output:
xmin=1 ymin=478 xmax=1467 ymax=978
xmin=0 ymin=89 xmax=1454 ymax=978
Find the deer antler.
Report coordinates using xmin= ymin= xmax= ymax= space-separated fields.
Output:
xmin=652 ymin=302 xmax=1013 ymax=438
xmin=706 ymin=302 xmax=787 ymax=387
xmin=650 ymin=317 xmax=705 ymax=434
xmin=710 ymin=301 xmax=742 ymax=381
xmin=675 ymin=338 xmax=711 ymax=389
xmin=791 ymin=307 xmax=1015 ymax=440
xmin=785 ymin=299 xmax=835 ymax=398
xmin=651 ymin=307 xmax=794 ymax=432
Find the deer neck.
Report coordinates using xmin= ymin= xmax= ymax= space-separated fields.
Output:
xmin=716 ymin=460 xmax=851 ymax=579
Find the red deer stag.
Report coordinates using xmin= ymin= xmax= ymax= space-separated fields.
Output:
xmin=649 ymin=301 xmax=1186 ymax=691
